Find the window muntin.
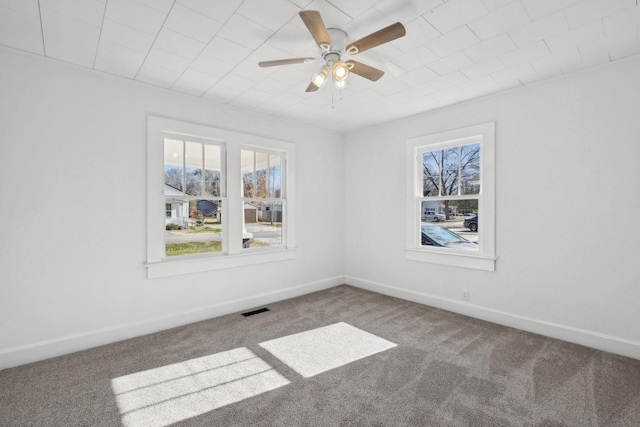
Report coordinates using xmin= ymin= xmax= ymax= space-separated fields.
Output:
xmin=406 ymin=122 xmax=495 ymax=271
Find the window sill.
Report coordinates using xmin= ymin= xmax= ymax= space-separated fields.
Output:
xmin=146 ymin=248 xmax=297 ymax=279
xmin=406 ymin=249 xmax=496 ymax=271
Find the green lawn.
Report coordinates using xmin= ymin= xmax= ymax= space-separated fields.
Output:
xmin=185 ymin=227 xmax=222 ymax=234
xmin=166 ymin=241 xmax=222 ymax=256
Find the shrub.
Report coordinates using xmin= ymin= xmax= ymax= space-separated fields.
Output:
xmin=166 ymin=223 xmax=181 ymax=230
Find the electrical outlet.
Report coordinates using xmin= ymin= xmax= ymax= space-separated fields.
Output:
xmin=463 ymin=289 xmax=469 ymax=300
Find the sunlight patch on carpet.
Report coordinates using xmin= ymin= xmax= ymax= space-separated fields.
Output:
xmin=259 ymin=322 xmax=397 ymax=378
xmin=111 ymin=347 xmax=289 ymax=427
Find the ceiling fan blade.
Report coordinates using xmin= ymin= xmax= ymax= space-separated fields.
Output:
xmin=345 ymin=22 xmax=406 ymax=54
xmin=299 ymin=10 xmax=332 ymax=49
xmin=259 ymin=57 xmax=316 ymax=67
xmin=305 ymin=81 xmax=320 ymax=92
xmin=346 ymin=60 xmax=385 ymax=81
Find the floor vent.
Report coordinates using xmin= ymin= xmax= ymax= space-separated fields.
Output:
xmin=242 ymin=307 xmax=270 ymax=317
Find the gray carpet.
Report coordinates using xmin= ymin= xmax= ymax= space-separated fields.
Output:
xmin=1 ymin=285 xmax=640 ymax=426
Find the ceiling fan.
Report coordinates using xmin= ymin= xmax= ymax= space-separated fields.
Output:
xmin=259 ymin=10 xmax=406 ymax=92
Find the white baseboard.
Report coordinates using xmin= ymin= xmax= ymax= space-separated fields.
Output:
xmin=346 ymin=276 xmax=640 ymax=361
xmin=0 ymin=276 xmax=344 ymax=370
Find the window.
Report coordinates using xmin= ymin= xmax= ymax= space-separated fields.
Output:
xmin=147 ymin=117 xmax=296 ymax=278
xmin=406 ymin=122 xmax=495 ymax=271
xmin=241 ymin=149 xmax=284 ymax=248
xmin=164 ymin=138 xmax=223 ymax=257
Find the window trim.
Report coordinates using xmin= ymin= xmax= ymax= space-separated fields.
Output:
xmin=406 ymin=122 xmax=496 ymax=271
xmin=147 ymin=116 xmax=296 ymax=279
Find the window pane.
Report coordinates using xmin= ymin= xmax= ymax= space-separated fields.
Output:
xmin=164 ymin=139 xmax=184 ymax=194
xmin=165 ymin=199 xmax=223 ymax=256
xmin=185 ymin=141 xmax=203 ymax=196
xmin=269 ymin=154 xmax=281 ymax=198
xmin=419 ymin=199 xmax=478 ymax=250
xmin=241 ymin=149 xmax=254 ymax=198
xmin=422 ymin=150 xmax=441 ymax=197
xmin=255 ymin=152 xmax=268 ymax=198
xmin=460 ymin=143 xmax=481 ymax=195
xmin=243 ymin=201 xmax=283 ymax=248
xmin=204 ymin=144 xmax=221 ymax=197
xmin=441 ymin=147 xmax=459 ymax=196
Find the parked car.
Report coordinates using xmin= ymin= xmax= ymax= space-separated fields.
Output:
xmin=422 ymin=211 xmax=446 ymax=222
xmin=421 ymin=224 xmax=477 ymax=250
xmin=463 ymin=215 xmax=478 ymax=232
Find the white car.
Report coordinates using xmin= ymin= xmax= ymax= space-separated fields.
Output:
xmin=422 ymin=211 xmax=445 ymax=222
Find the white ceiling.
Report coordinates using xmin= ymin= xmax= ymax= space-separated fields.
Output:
xmin=1 ymin=0 xmax=639 ymax=133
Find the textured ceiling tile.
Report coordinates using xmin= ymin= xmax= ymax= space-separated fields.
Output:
xmin=94 ymin=40 xmax=146 ymax=78
xmin=177 ymin=0 xmax=243 ymax=24
xmin=100 ymin=19 xmax=155 ymax=53
xmin=190 ymin=53 xmax=237 ymax=77
xmin=393 ymin=50 xmax=429 ymax=71
xmin=601 ymin=6 xmax=640 ymax=36
xmin=266 ymin=22 xmax=317 ymax=57
xmin=395 ymin=66 xmax=439 ymax=85
xmin=217 ymin=14 xmax=273 ymax=50
xmin=375 ymin=0 xmax=442 ymax=23
xmin=171 ymin=68 xmax=218 ymax=96
xmin=105 ymin=0 xmax=167 ymax=36
xmin=41 ymin=8 xmax=100 ymax=67
xmin=429 ymin=70 xmax=469 ymax=90
xmin=480 ymin=0 xmax=516 ymax=12
xmin=579 ymin=28 xmax=637 ymax=60
xmin=544 ymin=20 xmax=604 ymax=54
xmin=460 ymin=57 xmax=505 ymax=79
xmin=0 ymin=6 xmax=43 ymax=54
xmin=145 ymin=47 xmax=192 ymax=74
xmin=491 ymin=62 xmax=536 ymax=84
xmin=508 ymin=11 xmax=570 ymax=47
xmin=520 ymin=0 xmax=583 ymax=21
xmin=458 ymin=74 xmax=499 ymax=94
xmin=530 ymin=47 xmax=581 ymax=75
xmin=424 ymin=0 xmax=488 ymax=34
xmin=467 ymin=1 xmax=531 ymax=41
xmin=154 ymin=28 xmax=206 ymax=60
xmin=132 ymin=0 xmax=174 ymax=14
xmin=498 ymin=40 xmax=550 ymax=67
xmin=202 ymin=84 xmax=243 ymax=104
xmin=427 ymin=51 xmax=474 ymax=75
xmin=229 ymin=89 xmax=274 ymax=109
xmin=164 ymin=4 xmax=222 ymax=44
xmin=0 ymin=0 xmax=40 ymax=17
xmin=392 ymin=16 xmax=441 ymax=53
xmin=202 ymin=36 xmax=253 ymax=65
xmin=426 ymin=25 xmax=480 ymax=57
xmin=563 ymin=0 xmax=636 ymax=29
xmin=136 ymin=62 xmax=181 ymax=88
xmin=463 ymin=33 xmax=517 ymax=62
xmin=237 ymin=0 xmax=300 ymax=32
xmin=39 ymin=0 xmax=105 ymax=27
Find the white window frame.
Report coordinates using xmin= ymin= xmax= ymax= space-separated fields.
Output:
xmin=406 ymin=122 xmax=496 ymax=271
xmin=146 ymin=116 xmax=296 ymax=279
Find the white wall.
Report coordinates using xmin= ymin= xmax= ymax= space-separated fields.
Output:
xmin=0 ymin=48 xmax=345 ymax=369
xmin=344 ymin=55 xmax=640 ymax=359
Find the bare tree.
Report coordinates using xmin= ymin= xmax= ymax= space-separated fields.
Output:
xmin=422 ymin=144 xmax=480 ymax=219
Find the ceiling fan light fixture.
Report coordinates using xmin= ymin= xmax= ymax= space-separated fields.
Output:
xmin=312 ymin=65 xmax=330 ymax=88
xmin=334 ymin=79 xmax=347 ymax=89
xmin=332 ymin=60 xmax=350 ymax=82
